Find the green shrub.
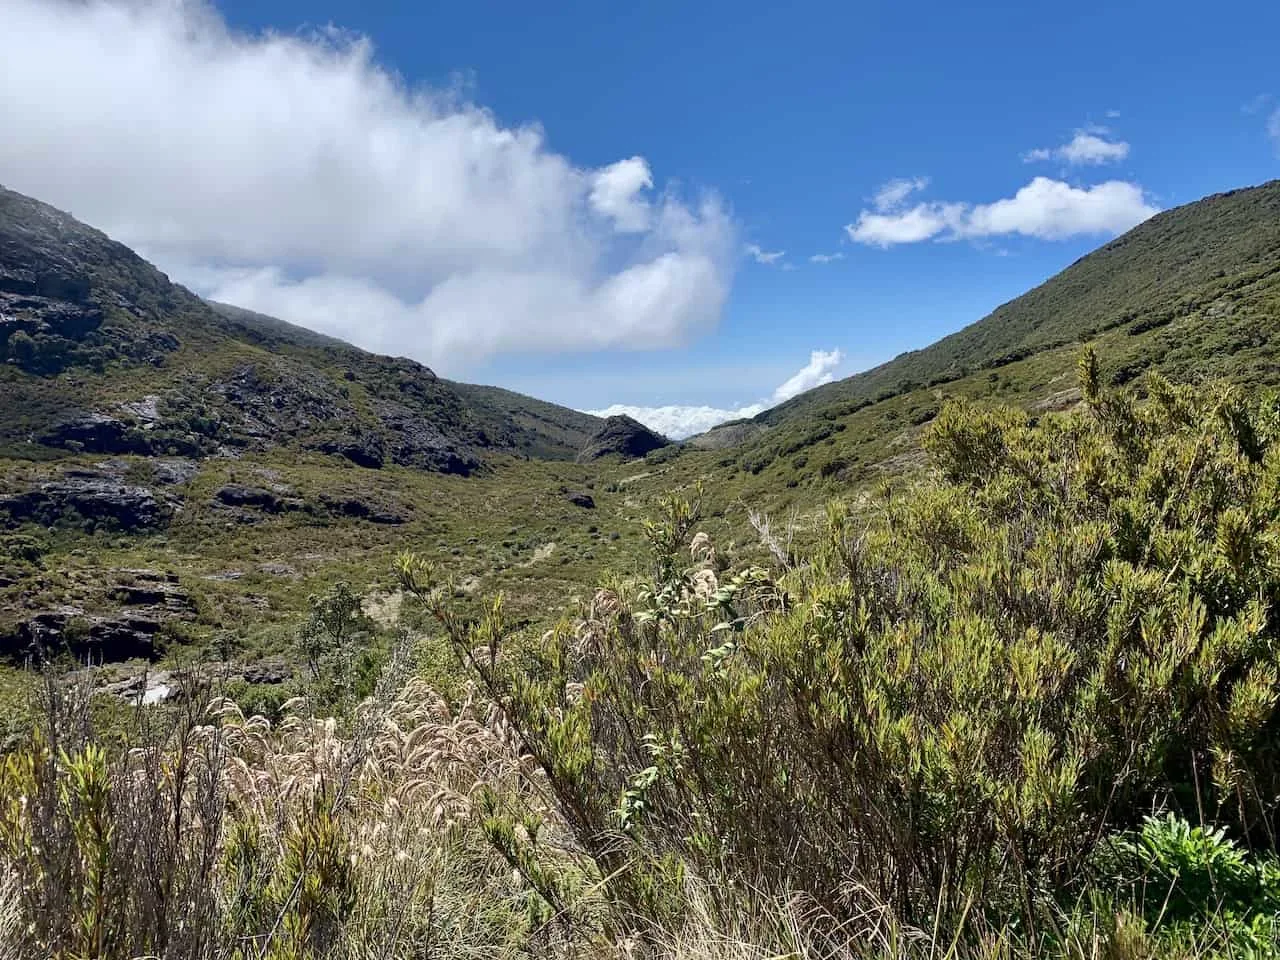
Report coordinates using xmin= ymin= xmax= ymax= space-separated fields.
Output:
xmin=402 ymin=354 xmax=1280 ymax=936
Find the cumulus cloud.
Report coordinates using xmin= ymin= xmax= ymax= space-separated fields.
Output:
xmin=872 ymin=176 xmax=930 ymax=211
xmin=0 ymin=0 xmax=735 ymax=371
xmin=809 ymin=252 xmax=844 ymax=263
xmin=1024 ymin=129 xmax=1130 ymax=165
xmin=589 ymin=349 xmax=844 ymax=439
xmin=745 ymin=243 xmax=786 ymax=265
xmin=846 ymin=177 xmax=1158 ymax=248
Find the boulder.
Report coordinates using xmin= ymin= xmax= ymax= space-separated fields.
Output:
xmin=564 ymin=491 xmax=596 ymax=509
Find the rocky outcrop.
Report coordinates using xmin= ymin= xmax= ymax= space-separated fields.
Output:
xmin=2 ymin=570 xmax=194 ymax=664
xmin=374 ymin=400 xmax=481 ymax=474
xmin=577 ymin=415 xmax=670 ymax=462
xmin=213 ymin=484 xmax=305 ymax=514
xmin=564 ymin=491 xmax=596 ymax=509
xmin=0 ymin=473 xmax=173 ymax=530
xmin=0 ymin=290 xmax=102 ymax=341
xmin=4 ymin=608 xmax=166 ymax=662
xmin=319 ymin=432 xmax=386 ymax=469
xmin=38 ymin=412 xmax=150 ymax=454
xmin=149 ymin=458 xmax=199 ymax=485
xmin=686 ymin=420 xmax=768 ymax=450
xmin=319 ymin=494 xmax=409 ymax=525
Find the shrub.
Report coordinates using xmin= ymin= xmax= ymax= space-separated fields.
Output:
xmin=401 ymin=354 xmax=1280 ymax=938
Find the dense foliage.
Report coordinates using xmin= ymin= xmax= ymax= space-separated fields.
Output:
xmin=401 ymin=356 xmax=1280 ymax=952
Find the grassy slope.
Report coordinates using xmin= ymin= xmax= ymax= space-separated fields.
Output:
xmin=4 ymin=179 xmax=1280 ymax=695
xmin=761 ymin=179 xmax=1280 ymax=426
xmin=651 ymin=179 xmax=1280 ymax=525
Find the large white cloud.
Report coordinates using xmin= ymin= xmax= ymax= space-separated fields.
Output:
xmin=0 ymin=0 xmax=735 ymax=371
xmin=847 ymin=176 xmax=1158 ymax=248
xmin=589 ymin=348 xmax=844 ymax=439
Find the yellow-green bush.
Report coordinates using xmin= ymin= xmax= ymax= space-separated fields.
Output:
xmin=404 ymin=355 xmax=1280 ymax=938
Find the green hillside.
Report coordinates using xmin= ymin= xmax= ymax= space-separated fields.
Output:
xmin=680 ymin=179 xmax=1280 ymax=503
xmin=762 ymin=179 xmax=1280 ymax=427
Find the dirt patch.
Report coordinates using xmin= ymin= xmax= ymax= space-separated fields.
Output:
xmin=519 ymin=542 xmax=557 ymax=568
xmin=365 ymin=590 xmax=404 ymax=629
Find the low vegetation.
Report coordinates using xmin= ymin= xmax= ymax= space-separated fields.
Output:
xmin=4 ymin=359 xmax=1280 ymax=958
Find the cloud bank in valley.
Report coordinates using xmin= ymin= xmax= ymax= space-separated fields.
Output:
xmin=0 ymin=0 xmax=735 ymax=373
xmin=590 ymin=349 xmax=844 ymax=439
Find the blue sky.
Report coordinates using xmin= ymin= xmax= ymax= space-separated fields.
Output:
xmin=2 ymin=0 xmax=1278 ymax=436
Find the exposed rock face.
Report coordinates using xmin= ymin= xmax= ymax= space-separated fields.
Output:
xmin=374 ymin=400 xmax=481 ymax=475
xmin=1 ymin=570 xmax=194 ymax=664
xmin=39 ymin=412 xmax=150 ymax=454
xmin=318 ymin=494 xmax=409 ymax=525
xmin=149 ymin=458 xmax=199 ymax=485
xmin=577 ymin=415 xmax=670 ymax=462
xmin=0 ymin=474 xmax=173 ymax=530
xmin=686 ymin=420 xmax=768 ymax=450
xmin=0 ymin=290 xmax=103 ymax=341
xmin=319 ymin=432 xmax=386 ymax=469
xmin=4 ymin=608 xmax=165 ymax=662
xmin=213 ymin=484 xmax=305 ymax=514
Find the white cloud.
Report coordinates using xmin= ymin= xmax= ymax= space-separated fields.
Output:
xmin=1268 ymin=108 xmax=1280 ymax=153
xmin=872 ymin=176 xmax=930 ymax=211
xmin=588 ymin=402 xmax=768 ymax=440
xmin=745 ymin=243 xmax=786 ymax=265
xmin=846 ymin=177 xmax=1158 ymax=248
xmin=770 ymin=349 xmax=844 ymax=402
xmin=588 ymin=349 xmax=844 ymax=439
xmin=0 ymin=0 xmax=735 ymax=372
xmin=809 ymin=252 xmax=844 ymax=263
xmin=1105 ymin=109 xmax=1122 ymax=119
xmin=589 ymin=157 xmax=654 ymax=233
xmin=1024 ymin=129 xmax=1130 ymax=165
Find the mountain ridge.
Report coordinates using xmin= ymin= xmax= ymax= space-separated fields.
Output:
xmin=0 ymin=184 xmax=602 ymax=470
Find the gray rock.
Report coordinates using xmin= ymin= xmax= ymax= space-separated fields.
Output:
xmin=0 ymin=475 xmax=173 ymax=530
xmin=150 ymin=458 xmax=199 ymax=485
xmin=319 ymin=432 xmax=385 ymax=469
xmin=39 ymin=412 xmax=150 ymax=454
xmin=319 ymin=494 xmax=408 ymax=525
xmin=564 ymin=491 xmax=596 ymax=509
xmin=213 ymin=484 xmax=304 ymax=513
